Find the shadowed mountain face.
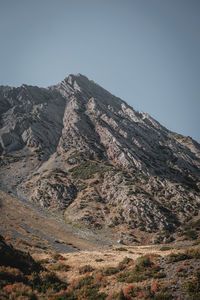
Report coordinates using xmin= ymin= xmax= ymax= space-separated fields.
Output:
xmin=0 ymin=74 xmax=199 ymax=241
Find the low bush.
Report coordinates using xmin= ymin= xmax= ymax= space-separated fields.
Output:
xmin=118 ymin=255 xmax=162 ymax=283
xmin=103 ymin=267 xmax=119 ymax=276
xmin=79 ymin=265 xmax=94 ymax=274
xmin=95 ymin=258 xmax=104 ymax=262
xmin=192 ymin=239 xmax=200 ymax=246
xmin=160 ymin=246 xmax=171 ymax=251
xmin=184 ymin=271 xmax=200 ymax=299
xmin=52 ymin=253 xmax=66 ymax=261
xmin=188 ymin=248 xmax=200 ymax=259
xmin=69 ymin=275 xmax=107 ymax=299
xmin=115 ymin=247 xmax=128 ymax=252
xmin=168 ymin=252 xmax=191 ymax=263
xmin=184 ymin=219 xmax=200 ymax=231
xmin=29 ymin=271 xmax=67 ymax=293
xmin=69 ymin=161 xmax=111 ymax=180
xmin=168 ymin=248 xmax=200 ymax=263
xmin=183 ymin=230 xmax=198 ymax=240
xmin=0 ymin=282 xmax=37 ymax=300
xmin=123 ymin=284 xmax=138 ymax=299
xmin=103 ymin=257 xmax=133 ymax=277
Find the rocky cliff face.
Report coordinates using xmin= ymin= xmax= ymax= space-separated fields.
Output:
xmin=0 ymin=84 xmax=65 ymax=156
xmin=0 ymin=74 xmax=199 ymax=243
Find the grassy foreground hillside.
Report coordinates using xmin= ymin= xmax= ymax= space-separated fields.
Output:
xmin=1 ymin=233 xmax=200 ymax=299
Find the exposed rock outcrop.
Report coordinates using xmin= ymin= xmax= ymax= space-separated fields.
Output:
xmin=0 ymin=74 xmax=199 ymax=241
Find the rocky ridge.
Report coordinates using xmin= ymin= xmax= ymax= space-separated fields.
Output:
xmin=0 ymin=74 xmax=199 ymax=243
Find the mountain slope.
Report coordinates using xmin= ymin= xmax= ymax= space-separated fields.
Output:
xmin=0 ymin=74 xmax=199 ymax=243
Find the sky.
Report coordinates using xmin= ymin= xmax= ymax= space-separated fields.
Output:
xmin=0 ymin=0 xmax=199 ymax=142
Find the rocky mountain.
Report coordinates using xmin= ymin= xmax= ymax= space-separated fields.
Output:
xmin=0 ymin=74 xmax=199 ymax=243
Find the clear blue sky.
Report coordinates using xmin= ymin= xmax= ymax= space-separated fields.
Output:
xmin=0 ymin=0 xmax=199 ymax=142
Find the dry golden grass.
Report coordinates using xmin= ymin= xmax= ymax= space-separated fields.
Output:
xmin=32 ymin=244 xmax=179 ymax=284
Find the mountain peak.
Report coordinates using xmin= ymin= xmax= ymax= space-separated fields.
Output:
xmin=0 ymin=75 xmax=199 ymax=239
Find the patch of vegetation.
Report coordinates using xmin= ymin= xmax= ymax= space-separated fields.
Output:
xmin=66 ymin=151 xmax=85 ymax=165
xmin=68 ymin=275 xmax=107 ymax=299
xmin=193 ymin=239 xmax=200 ymax=246
xmin=37 ymin=258 xmax=49 ymax=265
xmin=119 ymin=283 xmax=172 ymax=300
xmin=168 ymin=248 xmax=200 ymax=263
xmin=182 ymin=230 xmax=198 ymax=240
xmin=103 ymin=257 xmax=133 ymax=277
xmin=0 ymin=235 xmax=68 ymax=298
xmin=184 ymin=219 xmax=200 ymax=231
xmin=0 ymin=282 xmax=38 ymax=300
xmin=160 ymin=246 xmax=171 ymax=251
xmin=123 ymin=284 xmax=143 ymax=299
xmin=68 ymin=160 xmax=112 ymax=180
xmin=2 ymin=153 xmax=21 ymax=163
xmin=52 ymin=253 xmax=66 ymax=261
xmin=79 ymin=265 xmax=94 ymax=274
xmin=115 ymin=247 xmax=128 ymax=252
xmin=184 ymin=271 xmax=200 ymax=299
xmin=103 ymin=266 xmax=119 ymax=276
xmin=118 ymin=255 xmax=162 ymax=283
xmin=29 ymin=271 xmax=67 ymax=293
xmin=119 ymin=257 xmax=134 ymax=266
xmin=95 ymin=258 xmax=104 ymax=262
xmin=168 ymin=252 xmax=192 ymax=263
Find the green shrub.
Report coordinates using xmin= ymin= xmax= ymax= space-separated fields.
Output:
xmin=70 ymin=275 xmax=107 ymax=299
xmin=69 ymin=161 xmax=110 ymax=180
xmin=184 ymin=271 xmax=200 ymax=299
xmin=103 ymin=267 xmax=119 ymax=276
xmin=80 ymin=286 xmax=107 ymax=300
xmin=79 ymin=265 xmax=94 ymax=274
xmin=119 ymin=257 xmax=133 ymax=266
xmin=168 ymin=248 xmax=200 ymax=263
xmin=160 ymin=247 xmax=171 ymax=251
xmin=52 ymin=253 xmax=65 ymax=261
xmin=115 ymin=247 xmax=128 ymax=252
xmin=190 ymin=248 xmax=200 ymax=259
xmin=192 ymin=239 xmax=200 ymax=246
xmin=49 ymin=264 xmax=70 ymax=272
xmin=183 ymin=230 xmax=198 ymax=240
xmin=0 ymin=282 xmax=37 ymax=300
xmin=118 ymin=256 xmax=161 ymax=283
xmin=95 ymin=258 xmax=104 ymax=262
xmin=77 ymin=275 xmax=94 ymax=288
xmin=184 ymin=219 xmax=200 ymax=231
xmin=167 ymin=253 xmax=191 ymax=263
xmin=29 ymin=271 xmax=67 ymax=293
